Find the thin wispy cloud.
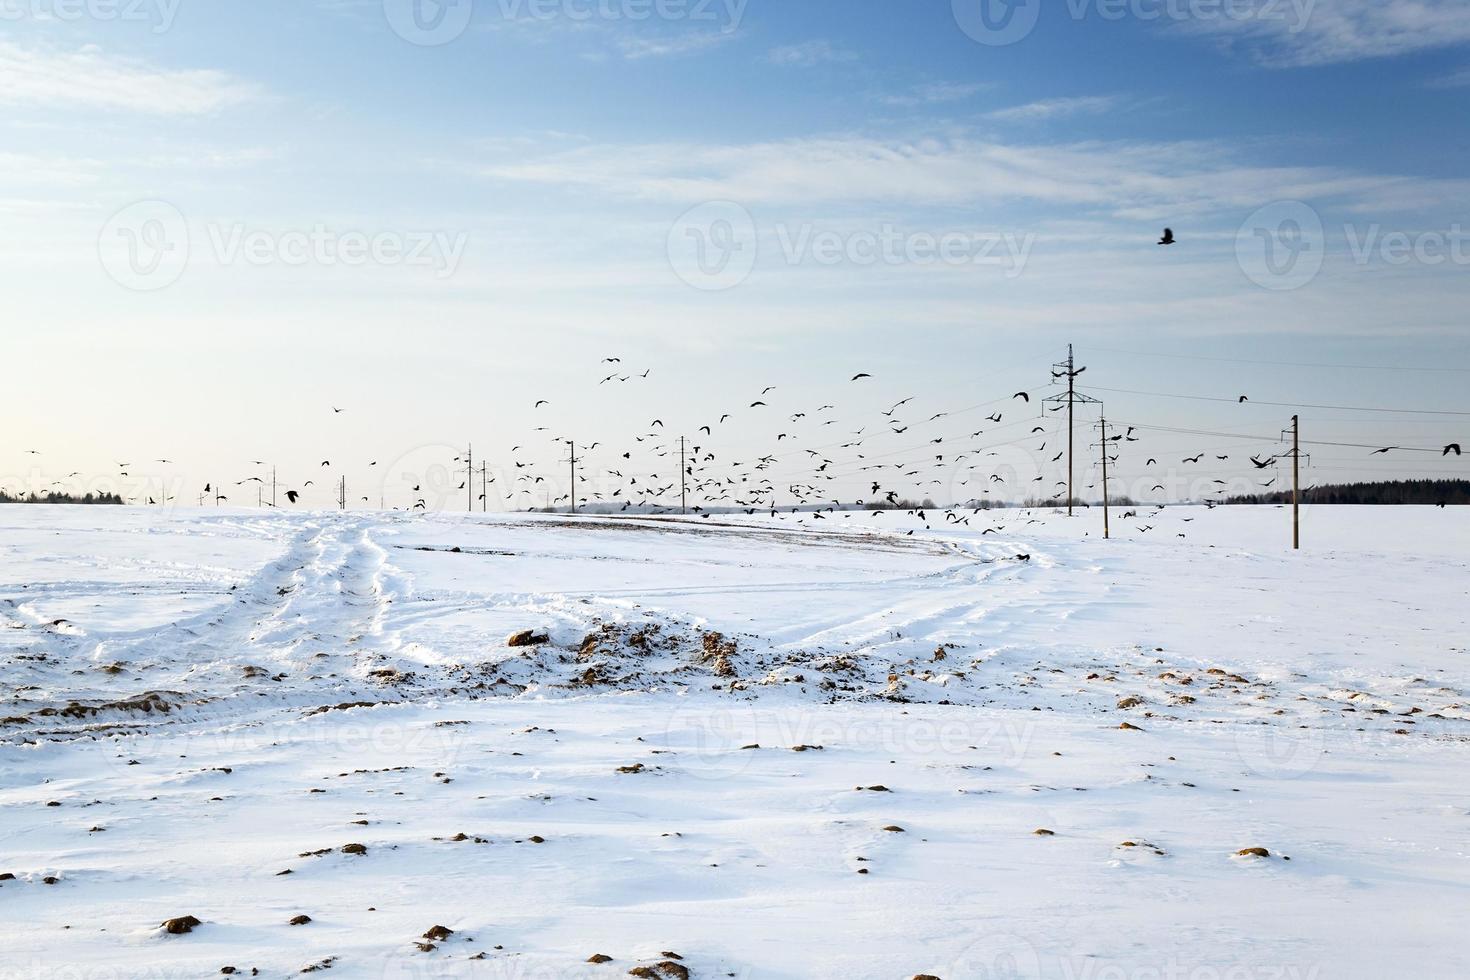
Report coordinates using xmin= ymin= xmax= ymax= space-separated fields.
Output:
xmin=1426 ymin=65 xmax=1470 ymax=87
xmin=475 ymin=131 xmax=1469 ymax=221
xmin=986 ymin=95 xmax=1121 ymax=122
xmin=616 ymin=31 xmax=740 ymax=60
xmin=0 ymin=42 xmax=259 ymax=115
xmin=1184 ymin=0 xmax=1470 ymax=67
xmin=880 ymin=81 xmax=991 ymax=107
xmin=766 ymin=40 xmax=857 ymax=67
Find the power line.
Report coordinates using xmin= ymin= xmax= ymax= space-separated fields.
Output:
xmin=1081 ymin=385 xmax=1470 ymax=417
xmin=1085 ymin=345 xmax=1470 ymax=375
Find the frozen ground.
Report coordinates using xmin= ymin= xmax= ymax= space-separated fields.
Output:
xmin=1 ymin=504 xmax=1468 ymax=979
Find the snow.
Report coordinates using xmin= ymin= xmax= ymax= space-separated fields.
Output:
xmin=2 ymin=504 xmax=1468 ymax=979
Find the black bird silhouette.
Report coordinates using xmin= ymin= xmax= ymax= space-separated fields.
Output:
xmin=1372 ymin=447 xmax=1396 ymax=455
xmin=1158 ymin=228 xmax=1175 ymax=245
xmin=851 ymin=373 xmax=871 ymax=381
xmin=1183 ymin=454 xmax=1203 ymax=463
xmin=286 ymin=490 xmax=299 ymax=503
xmin=1238 ymin=395 xmax=1248 ymax=403
xmin=1445 ymin=443 xmax=1462 ymax=456
xmin=1013 ymin=391 xmax=1029 ymax=402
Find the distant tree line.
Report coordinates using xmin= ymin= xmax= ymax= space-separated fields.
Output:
xmin=0 ymin=490 xmax=124 ymax=505
xmin=1222 ymin=479 xmax=1470 ymax=506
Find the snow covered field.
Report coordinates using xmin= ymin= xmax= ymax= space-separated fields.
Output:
xmin=2 ymin=504 xmax=1468 ymax=979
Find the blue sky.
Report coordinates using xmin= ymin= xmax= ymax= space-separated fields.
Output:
xmin=3 ymin=0 xmax=1468 ymax=510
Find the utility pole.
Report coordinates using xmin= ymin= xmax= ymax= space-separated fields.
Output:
xmin=271 ymin=466 xmax=277 ymax=509
xmin=338 ymin=475 xmax=346 ymax=511
xmin=1279 ymin=415 xmax=1307 ymax=551
xmin=680 ymin=436 xmax=687 ymax=515
xmin=1287 ymin=417 xmax=1299 ymax=552
xmin=1097 ymin=417 xmax=1112 ymax=540
xmin=567 ymin=440 xmax=577 ymax=514
xmin=481 ymin=460 xmax=487 ymax=513
xmin=466 ymin=444 xmax=473 ymax=513
xmin=1043 ymin=344 xmax=1100 ymax=516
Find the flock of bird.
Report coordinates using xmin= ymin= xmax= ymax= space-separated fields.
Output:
xmin=14 ymin=341 xmax=1462 ymax=530
xmin=11 ymin=228 xmax=1463 ymax=519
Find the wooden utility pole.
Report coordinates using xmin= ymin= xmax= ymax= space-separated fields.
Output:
xmin=1043 ymin=344 xmax=1100 ymax=515
xmin=338 ymin=475 xmax=346 ymax=511
xmin=680 ymin=436 xmax=687 ymax=515
xmin=1278 ymin=415 xmax=1307 ymax=551
xmin=480 ymin=460 xmax=487 ymax=513
xmin=1292 ymin=415 xmax=1300 ymax=550
xmin=271 ymin=466 xmax=277 ymax=509
xmin=466 ymin=444 xmax=473 ymax=513
xmin=568 ymin=440 xmax=577 ymax=514
xmin=1098 ymin=417 xmax=1111 ymax=540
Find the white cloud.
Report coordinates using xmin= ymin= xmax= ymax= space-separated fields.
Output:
xmin=1183 ymin=0 xmax=1470 ymax=66
xmin=766 ymin=40 xmax=857 ymax=67
xmin=472 ymin=132 xmax=1470 ymax=222
xmin=616 ymin=31 xmax=739 ymax=59
xmin=0 ymin=42 xmax=259 ymax=115
xmin=880 ymin=81 xmax=991 ymax=107
xmin=1427 ymin=66 xmax=1470 ymax=88
xmin=986 ymin=96 xmax=1120 ymax=122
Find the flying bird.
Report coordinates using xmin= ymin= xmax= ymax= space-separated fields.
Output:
xmin=1158 ymin=228 xmax=1175 ymax=246
xmin=1013 ymin=392 xmax=1029 ymax=402
xmin=1445 ymin=443 xmax=1462 ymax=456
xmin=851 ymin=373 xmax=872 ymax=381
